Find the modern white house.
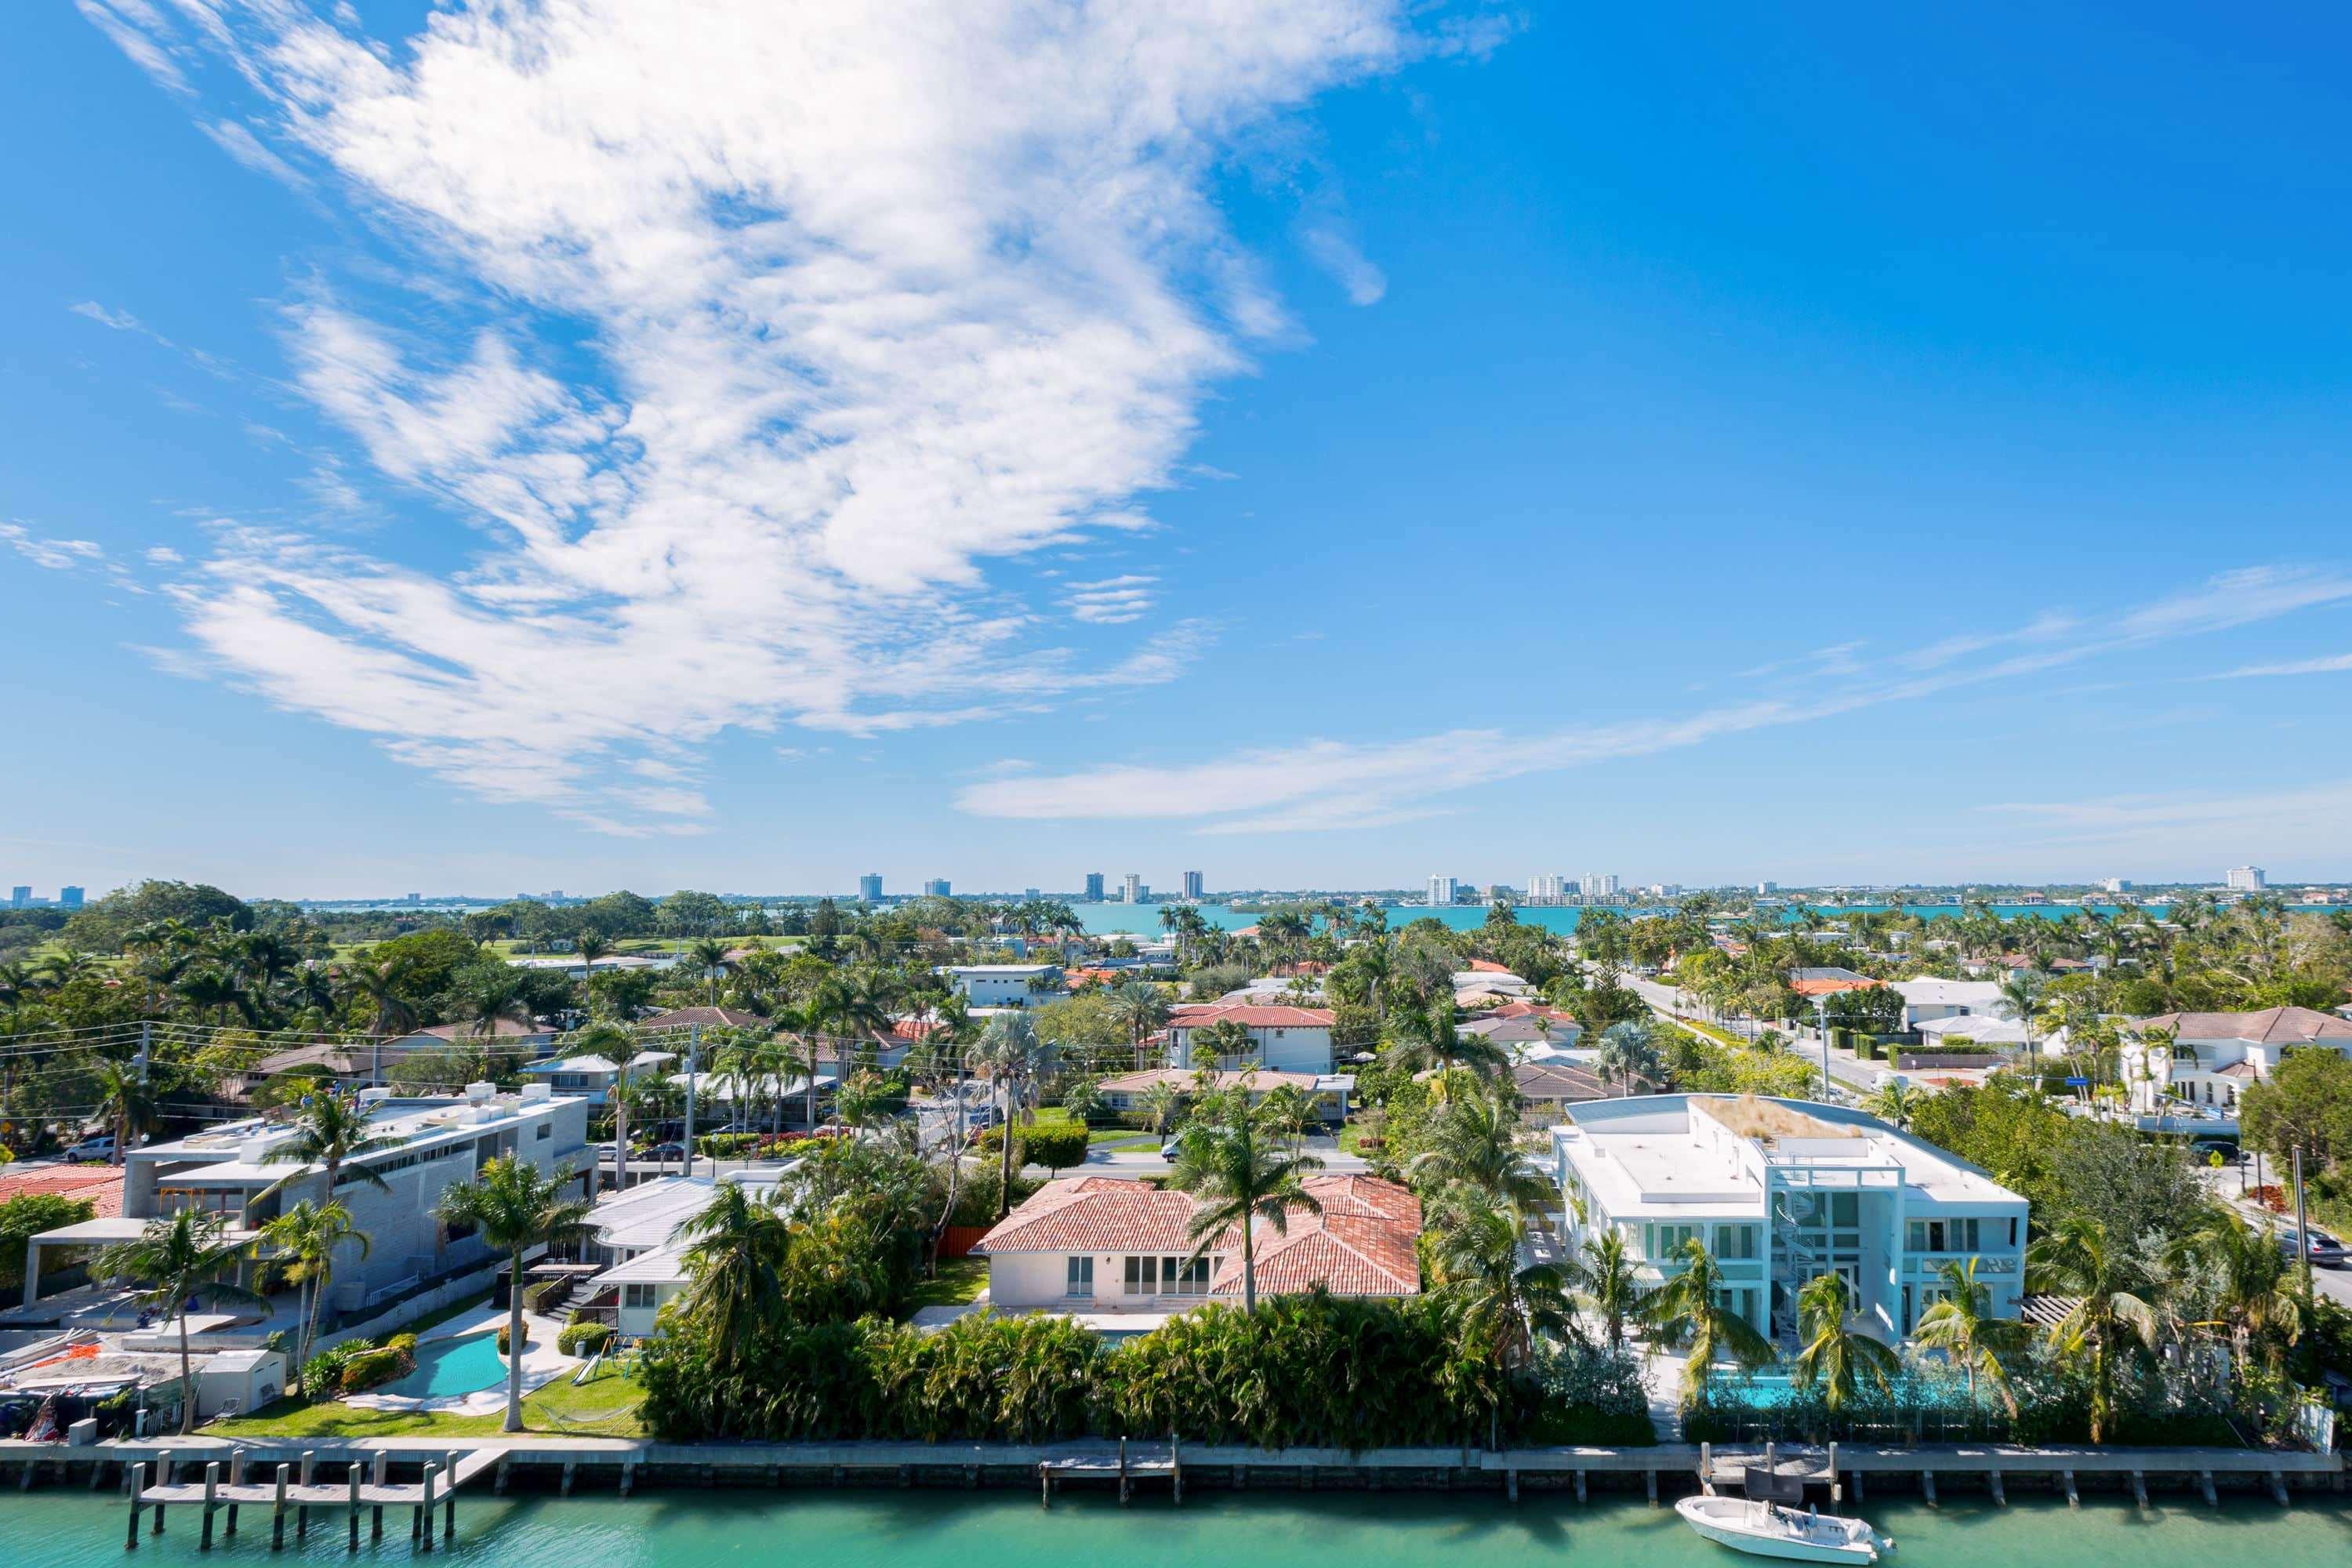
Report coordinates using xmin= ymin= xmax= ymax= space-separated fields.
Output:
xmin=575 ymin=1169 xmax=795 ymax=1339
xmin=27 ymin=1086 xmax=593 ymax=1312
xmin=944 ymin=964 xmax=1062 ymax=1009
xmin=1162 ymin=1004 xmax=1336 ymax=1073
xmin=518 ymin=1054 xmax=622 ymax=1104
xmin=973 ymin=1174 xmax=1420 ymax=1324
xmin=1887 ymin=978 xmax=2009 ymax=1030
xmin=1552 ymin=1094 xmax=2027 ymax=1345
xmin=2120 ymin=1005 xmax=2352 ymax=1115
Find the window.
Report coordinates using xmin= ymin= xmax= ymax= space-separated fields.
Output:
xmin=1124 ymin=1255 xmax=1160 ymax=1295
xmin=1907 ymin=1218 xmax=1981 ymax=1254
xmin=1066 ymin=1256 xmax=1094 ymax=1298
xmin=536 ymin=1123 xmax=552 ymax=1141
xmin=1165 ymin=1256 xmax=1211 ymax=1296
xmin=1715 ymin=1224 xmax=1758 ymax=1260
xmin=1649 ymin=1223 xmax=1702 ymax=1258
xmin=1828 ymin=1192 xmax=1859 ymax=1229
xmin=622 ymin=1283 xmax=659 ymax=1309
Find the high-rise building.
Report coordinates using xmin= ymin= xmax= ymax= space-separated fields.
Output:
xmin=1527 ymin=873 xmax=1569 ymax=901
xmin=858 ymin=873 xmax=884 ymax=902
xmin=2102 ymin=877 xmax=2131 ymax=895
xmin=1083 ymin=872 xmax=1106 ymax=902
xmin=1123 ymin=873 xmax=1144 ymax=904
xmin=7 ymin=887 xmax=28 ymax=909
xmin=1428 ymin=875 xmax=1457 ymax=907
xmin=1182 ymin=870 xmax=1204 ymax=900
xmin=2226 ymin=866 xmax=2267 ymax=891
xmin=1024 ymin=887 xmax=1040 ymax=901
xmin=1583 ymin=873 xmax=1619 ymax=897
xmin=924 ymin=878 xmax=953 ymax=898
xmin=1757 ymin=881 xmax=1778 ymax=895
xmin=58 ymin=886 xmax=85 ymax=910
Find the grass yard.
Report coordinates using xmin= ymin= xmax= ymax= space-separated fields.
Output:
xmin=1337 ymin=1120 xmax=1381 ymax=1156
xmin=906 ymin=1257 xmax=989 ymax=1310
xmin=209 ymin=1365 xmax=647 ymax=1441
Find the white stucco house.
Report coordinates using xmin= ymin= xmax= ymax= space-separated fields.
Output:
xmin=1887 ymin=978 xmax=2009 ymax=1030
xmin=945 ymin=964 xmax=1062 ymax=1009
xmin=575 ymin=1168 xmax=796 ymax=1339
xmin=1163 ymin=1004 xmax=1337 ymax=1073
xmin=2120 ymin=1005 xmax=2352 ymax=1115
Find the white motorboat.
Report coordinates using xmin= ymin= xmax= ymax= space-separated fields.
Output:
xmin=1674 ymin=1494 xmax=1893 ymax=1565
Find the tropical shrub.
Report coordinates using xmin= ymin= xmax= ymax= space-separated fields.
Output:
xmin=302 ymin=1339 xmax=368 ymax=1396
xmin=697 ymin=1132 xmax=763 ymax=1159
xmin=495 ymin=1323 xmax=530 ymax=1355
xmin=337 ymin=1345 xmax=411 ymax=1393
xmin=0 ymin=1194 xmax=96 ymax=1292
xmin=972 ymin=1122 xmax=1088 ymax=1170
xmin=557 ymin=1320 xmax=616 ymax=1358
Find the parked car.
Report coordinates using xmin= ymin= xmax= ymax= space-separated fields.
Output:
xmin=2187 ymin=1138 xmax=2243 ymax=1165
xmin=2278 ymin=1228 xmax=2348 ymax=1268
xmin=64 ymin=1134 xmax=118 ymax=1161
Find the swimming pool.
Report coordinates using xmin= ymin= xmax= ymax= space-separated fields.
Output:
xmin=374 ymin=1334 xmax=510 ymax=1400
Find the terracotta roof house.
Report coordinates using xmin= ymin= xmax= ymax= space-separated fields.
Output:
xmin=1788 ymin=967 xmax=1878 ymax=999
xmin=974 ymin=1174 xmax=1420 ymax=1316
xmin=1094 ymin=1068 xmax=1352 ymax=1122
xmin=639 ymin=1006 xmax=771 ymax=1033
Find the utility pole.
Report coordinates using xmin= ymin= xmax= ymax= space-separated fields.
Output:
xmin=610 ymin=1047 xmax=630 ymax=1198
xmin=1816 ymin=998 xmax=1832 ymax=1100
xmin=2292 ymin=1145 xmax=2314 ymax=1304
xmin=125 ymin=1022 xmax=151 ymax=1169
xmin=681 ymin=1024 xmax=699 ymax=1181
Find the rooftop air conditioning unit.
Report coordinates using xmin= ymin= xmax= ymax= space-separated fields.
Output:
xmin=518 ymin=1083 xmax=553 ymax=1103
xmin=465 ymin=1081 xmax=495 ymax=1104
xmin=356 ymin=1087 xmax=394 ymax=1106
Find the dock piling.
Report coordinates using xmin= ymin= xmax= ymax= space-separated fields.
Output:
xmin=1573 ymin=1469 xmax=1587 ymax=1505
xmin=372 ymin=1452 xmax=388 ymax=1539
xmin=1645 ymin=1469 xmax=1657 ymax=1508
xmin=2198 ymin=1470 xmax=2216 ymax=1508
xmin=349 ymin=1465 xmax=361 ymax=1550
xmin=1987 ymin=1470 xmax=2005 ymax=1508
xmin=1828 ymin=1444 xmax=1841 ymax=1508
xmin=2061 ymin=1470 xmax=2078 ymax=1507
xmin=2269 ymin=1470 xmax=2289 ymax=1508
xmin=270 ymin=1465 xmax=289 ymax=1551
xmin=419 ymin=1462 xmax=438 ymax=1552
xmin=200 ymin=1464 xmax=218 ymax=1552
xmin=1920 ymin=1471 xmax=1937 ymax=1508
xmin=297 ymin=1451 xmax=314 ymax=1540
xmin=2129 ymin=1471 xmax=2148 ymax=1512
xmin=125 ymin=1461 xmax=146 ymax=1552
xmin=1700 ymin=1443 xmax=1714 ymax=1497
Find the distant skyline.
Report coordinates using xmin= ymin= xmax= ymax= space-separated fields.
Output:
xmin=12 ymin=5 xmax=2352 ymax=895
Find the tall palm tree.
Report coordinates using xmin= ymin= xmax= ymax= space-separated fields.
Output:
xmin=1380 ymin=1000 xmax=1504 ymax=1101
xmin=1436 ymin=1196 xmax=1578 ymax=1448
xmin=2026 ymin=1216 xmax=2159 ymax=1442
xmin=1911 ymin=1257 xmax=2031 ymax=1414
xmin=338 ymin=953 xmax=417 ymax=1085
xmin=688 ymin=938 xmax=733 ymax=1005
xmin=1641 ymin=1236 xmax=1777 ymax=1406
xmin=260 ymin=1200 xmax=368 ymax=1383
xmin=1594 ymin=1019 xmax=1662 ymax=1097
xmin=671 ymin=1179 xmax=793 ymax=1365
xmin=971 ymin=1013 xmax=1046 ymax=1218
xmin=1577 ymin=1229 xmax=1642 ymax=1352
xmin=2165 ymin=1210 xmax=2300 ymax=1370
xmin=1170 ymin=1107 xmax=1324 ymax=1315
xmin=94 ymin=1210 xmax=265 ymax=1433
xmin=1994 ymin=970 xmax=2045 ymax=1060
xmin=1408 ymin=1090 xmax=1554 ymax=1214
xmin=260 ymin=1091 xmax=397 ymax=1206
xmin=89 ymin=1057 xmax=157 ymax=1168
xmin=1862 ymin=1079 xmax=1917 ymax=1129
xmin=434 ymin=1156 xmax=596 ymax=1432
xmin=1790 ymin=1271 xmax=1898 ymax=1412
xmin=574 ymin=928 xmax=612 ymax=997
xmin=1112 ymin=980 xmax=1170 ymax=1064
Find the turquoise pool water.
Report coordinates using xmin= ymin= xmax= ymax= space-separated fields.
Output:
xmin=375 ymin=1333 xmax=509 ymax=1399
xmin=13 ymin=1489 xmax=2350 ymax=1568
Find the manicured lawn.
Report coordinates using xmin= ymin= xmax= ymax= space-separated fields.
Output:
xmin=1089 ymin=1130 xmax=1155 ymax=1149
xmin=906 ymin=1258 xmax=989 ymax=1309
xmin=1337 ymin=1121 xmax=1381 ymax=1156
xmin=209 ymin=1365 xmax=646 ymax=1440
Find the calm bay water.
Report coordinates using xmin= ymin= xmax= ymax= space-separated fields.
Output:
xmin=12 ymin=1489 xmax=2349 ymax=1568
xmin=1067 ymin=902 xmax=2197 ymax=938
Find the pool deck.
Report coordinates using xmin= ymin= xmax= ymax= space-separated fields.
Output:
xmin=342 ymin=1308 xmax=575 ymax=1416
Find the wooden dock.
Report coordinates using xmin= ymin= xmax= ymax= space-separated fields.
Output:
xmin=120 ymin=1447 xmax=499 ymax=1552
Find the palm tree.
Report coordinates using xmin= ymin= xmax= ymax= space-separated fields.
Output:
xmin=1862 ymin=1079 xmax=1917 ymax=1129
xmin=1381 ymin=1001 xmax=1504 ymax=1101
xmin=260 ymin=1091 xmax=397 ymax=1206
xmin=671 ymin=1179 xmax=793 ymax=1366
xmin=1641 ymin=1236 xmax=1777 ymax=1406
xmin=1911 ymin=1258 xmax=2031 ymax=1414
xmin=1170 ymin=1107 xmax=1324 ymax=1315
xmin=1790 ymin=1271 xmax=1898 ymax=1412
xmin=434 ymin=1156 xmax=597 ymax=1432
xmin=1994 ymin=970 xmax=2045 ymax=1060
xmin=2165 ymin=1210 xmax=2300 ymax=1370
xmin=1436 ymin=1196 xmax=1577 ymax=1447
xmin=575 ymin=928 xmax=612 ymax=997
xmin=89 ymin=1057 xmax=156 ymax=1168
xmin=1409 ymin=1090 xmax=1554 ymax=1214
xmin=688 ymin=938 xmax=733 ymax=1005
xmin=1577 ymin=1229 xmax=1642 ymax=1351
xmin=338 ymin=954 xmax=417 ymax=1085
xmin=261 ymin=1200 xmax=368 ymax=1384
xmin=1594 ymin=1019 xmax=1662 ymax=1097
xmin=2025 ymin=1216 xmax=2159 ymax=1442
xmin=1112 ymin=980 xmax=1170 ymax=1065
xmin=971 ymin=1013 xmax=1045 ymax=1218
xmin=1139 ymin=1080 xmax=1183 ymax=1138
xmin=94 ymin=1210 xmax=265 ymax=1433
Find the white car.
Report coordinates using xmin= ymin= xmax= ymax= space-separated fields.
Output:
xmin=64 ymin=1134 xmax=118 ymax=1161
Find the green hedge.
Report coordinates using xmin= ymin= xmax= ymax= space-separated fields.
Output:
xmin=971 ymin=1121 xmax=1089 ymax=1169
xmin=523 ymin=1276 xmax=572 ymax=1315
xmin=557 ymin=1321 xmax=616 ymax=1358
xmin=496 ymin=1323 xmax=529 ymax=1356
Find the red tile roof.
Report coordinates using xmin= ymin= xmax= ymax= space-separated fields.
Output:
xmin=1790 ymin=977 xmax=1877 ymax=997
xmin=1167 ymin=1004 xmax=1336 ymax=1029
xmin=639 ymin=1007 xmax=771 ymax=1033
xmin=1465 ymin=960 xmax=1513 ymax=974
xmin=1097 ymin=1068 xmax=1330 ymax=1093
xmin=975 ymin=1178 xmax=1203 ymax=1256
xmin=0 ymin=1166 xmax=124 ymax=1218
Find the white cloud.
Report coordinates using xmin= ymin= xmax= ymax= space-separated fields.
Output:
xmin=2209 ymin=652 xmax=2352 ymax=680
xmin=84 ymin=1 xmax=1439 ymax=829
xmin=1062 ymin=574 xmax=1160 ymax=624
xmin=143 ymin=546 xmax=185 ymax=564
xmin=0 ymin=524 xmax=106 ymax=572
xmin=1299 ymin=220 xmax=1388 ymax=305
xmin=71 ymin=300 xmax=145 ymax=332
xmin=963 ymin=568 xmax=2352 ymax=831
xmin=201 ymin=119 xmax=311 ymax=190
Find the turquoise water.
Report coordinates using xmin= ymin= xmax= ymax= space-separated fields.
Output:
xmin=1064 ymin=902 xmax=2237 ymax=938
xmin=15 ymin=1490 xmax=2350 ymax=1567
xmin=375 ymin=1334 xmax=508 ymax=1399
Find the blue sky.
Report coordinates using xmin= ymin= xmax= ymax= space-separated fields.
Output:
xmin=9 ymin=2 xmax=2352 ymax=899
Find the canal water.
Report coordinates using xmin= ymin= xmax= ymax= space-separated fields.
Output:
xmin=16 ymin=1487 xmax=2350 ymax=1567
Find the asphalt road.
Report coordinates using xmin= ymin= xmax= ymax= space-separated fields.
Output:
xmin=1616 ymin=972 xmax=1881 ymax=1098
